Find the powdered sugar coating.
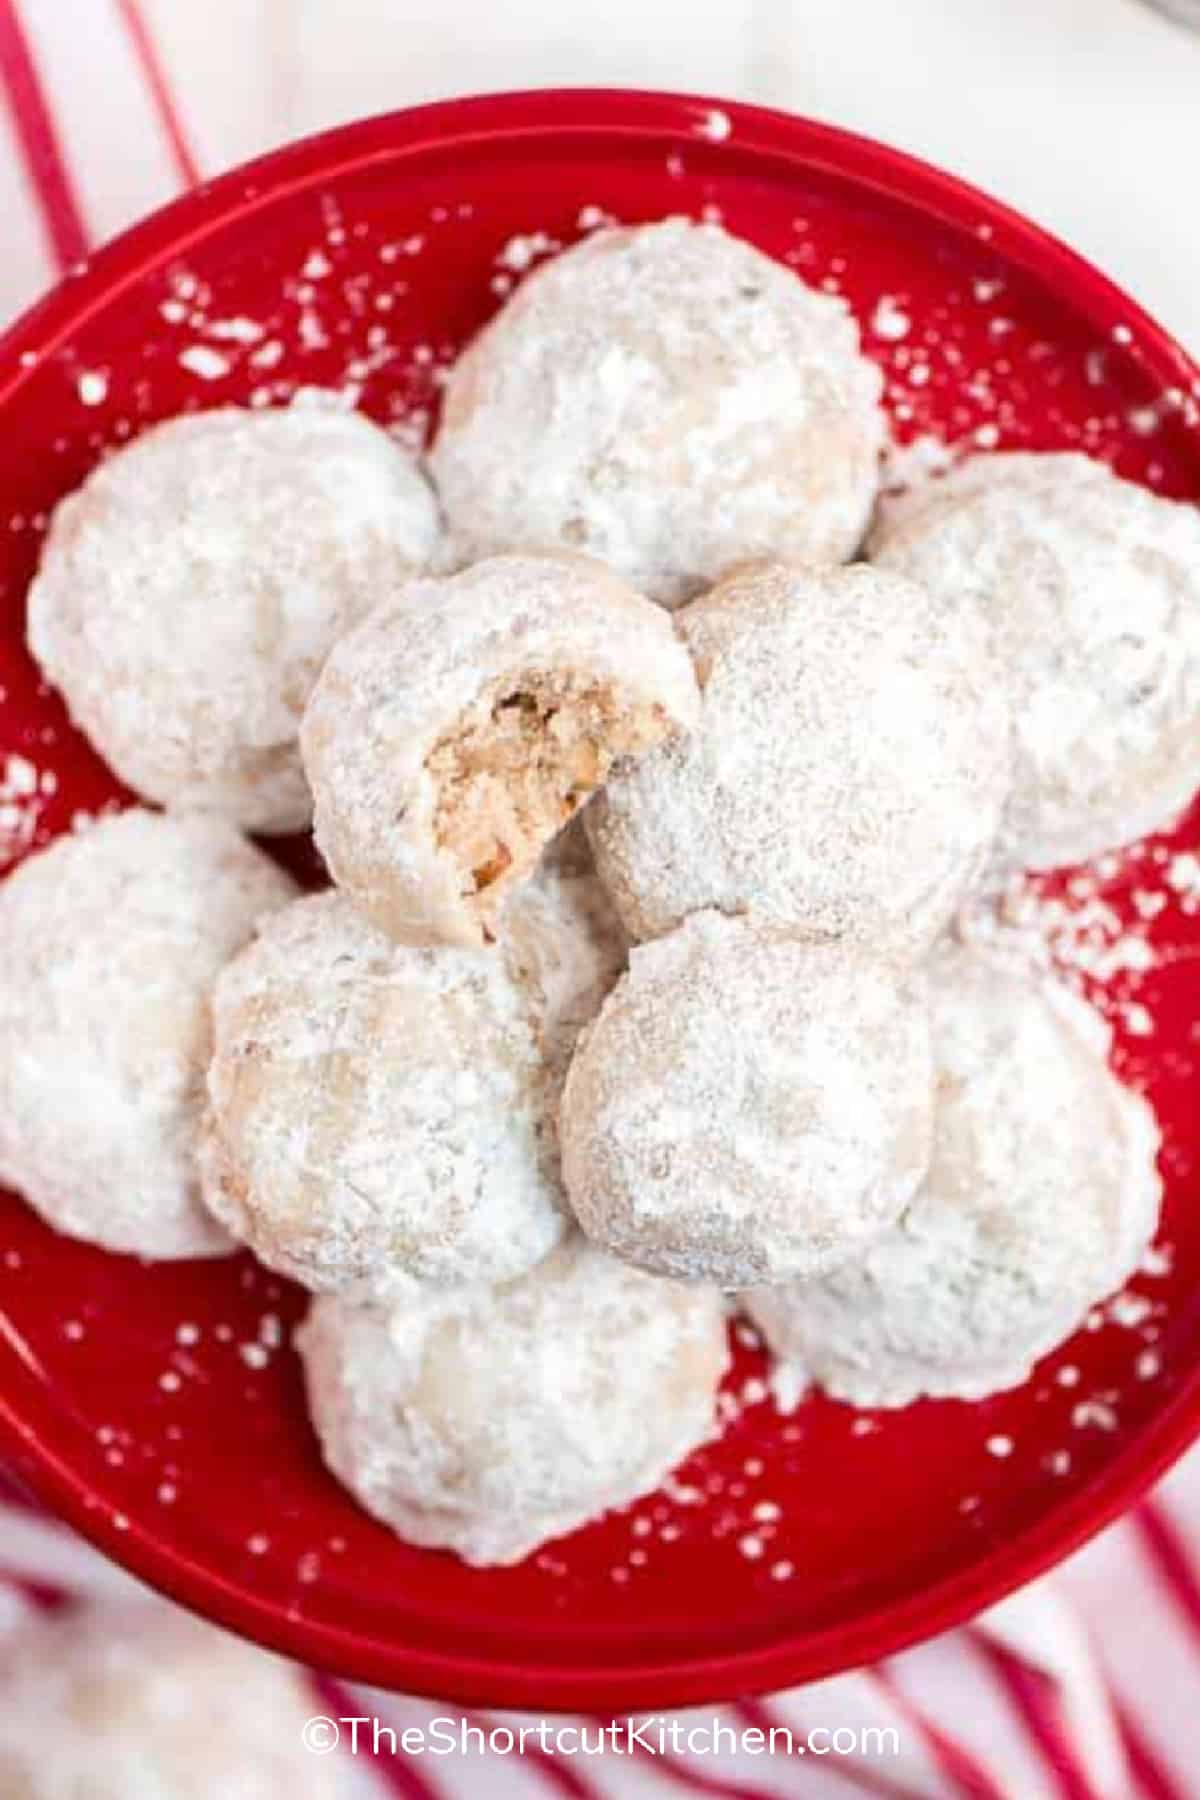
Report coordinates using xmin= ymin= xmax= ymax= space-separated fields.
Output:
xmin=301 ymin=553 xmax=699 ymax=947
xmin=202 ymin=878 xmax=624 ymax=1298
xmin=869 ymin=451 xmax=1200 ymax=871
xmin=560 ymin=912 xmax=933 ymax=1287
xmin=746 ymin=939 xmax=1163 ymax=1407
xmin=297 ymin=1235 xmax=729 ymax=1566
xmin=498 ymin=859 xmax=629 ymax=1104
xmin=0 ymin=809 xmax=295 ymax=1259
xmin=28 ymin=405 xmax=440 ymax=833
xmin=430 ymin=220 xmax=885 ymax=607
xmin=0 ymin=1601 xmax=349 ymax=1800
xmin=586 ymin=561 xmax=1011 ymax=953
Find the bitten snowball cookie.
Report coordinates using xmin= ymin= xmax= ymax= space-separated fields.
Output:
xmin=301 ymin=553 xmax=699 ymax=947
xmin=745 ymin=940 xmax=1162 ymax=1408
xmin=587 ymin=561 xmax=1010 ymax=953
xmin=297 ymin=1235 xmax=729 ymax=1566
xmin=430 ymin=220 xmax=885 ymax=607
xmin=560 ymin=912 xmax=933 ymax=1287
xmin=0 ymin=1602 xmax=349 ymax=1800
xmin=869 ymin=451 xmax=1200 ymax=871
xmin=0 ymin=809 xmax=295 ymax=1258
xmin=28 ymin=404 xmax=440 ymax=832
xmin=201 ymin=879 xmax=623 ymax=1297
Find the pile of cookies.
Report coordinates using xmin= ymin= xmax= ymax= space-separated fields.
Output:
xmin=2 ymin=219 xmax=1196 ymax=1566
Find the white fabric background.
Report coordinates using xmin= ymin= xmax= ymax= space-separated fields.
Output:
xmin=137 ymin=0 xmax=1200 ymax=350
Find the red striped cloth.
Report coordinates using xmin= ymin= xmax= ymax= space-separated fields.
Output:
xmin=0 ymin=6 xmax=1195 ymax=1796
xmin=4 ymin=1483 xmax=1199 ymax=1799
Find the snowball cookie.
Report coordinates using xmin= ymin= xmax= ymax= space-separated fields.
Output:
xmin=587 ymin=560 xmax=1010 ymax=954
xmin=869 ymin=451 xmax=1200 ymax=871
xmin=301 ymin=553 xmax=699 ymax=947
xmin=430 ymin=220 xmax=885 ymax=607
xmin=201 ymin=878 xmax=624 ymax=1298
xmin=0 ymin=809 xmax=295 ymax=1258
xmin=559 ymin=911 xmax=934 ymax=1287
xmin=297 ymin=1234 xmax=729 ymax=1565
xmin=745 ymin=940 xmax=1162 ymax=1408
xmin=498 ymin=856 xmax=628 ymax=1101
xmin=0 ymin=1601 xmax=350 ymax=1800
xmin=27 ymin=404 xmax=440 ymax=833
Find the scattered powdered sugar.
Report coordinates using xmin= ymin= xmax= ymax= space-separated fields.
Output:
xmin=695 ymin=108 xmax=732 ymax=142
xmin=990 ymin=872 xmax=1160 ymax=989
xmin=870 ymin=295 xmax=911 ymax=341
xmin=973 ymin=842 xmax=1184 ymax=1039
xmin=177 ymin=344 xmax=231 ymax=381
xmin=204 ymin=315 xmax=265 ymax=345
xmin=204 ymin=1307 xmax=288 ymax=1388
xmin=496 ymin=230 xmax=559 ymax=273
xmin=1073 ymin=1399 xmax=1119 ymax=1432
xmin=1121 ymin=1001 xmax=1154 ymax=1038
xmin=577 ymin=203 xmax=615 ymax=231
xmin=0 ymin=753 xmax=54 ymax=867
xmin=76 ymin=370 xmax=108 ymax=406
xmin=1167 ymin=851 xmax=1200 ymax=905
xmin=602 ymin=1380 xmax=804 ymax=1585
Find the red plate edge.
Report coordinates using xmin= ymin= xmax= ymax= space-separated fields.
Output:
xmin=1 ymin=88 xmax=1199 ymax=1711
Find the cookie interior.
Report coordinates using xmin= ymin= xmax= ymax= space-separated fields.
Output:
xmin=427 ymin=669 xmax=668 ymax=937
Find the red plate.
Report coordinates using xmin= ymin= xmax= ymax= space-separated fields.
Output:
xmin=1 ymin=90 xmax=1200 ymax=1711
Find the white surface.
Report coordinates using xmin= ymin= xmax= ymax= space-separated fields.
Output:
xmin=138 ymin=0 xmax=1200 ymax=354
